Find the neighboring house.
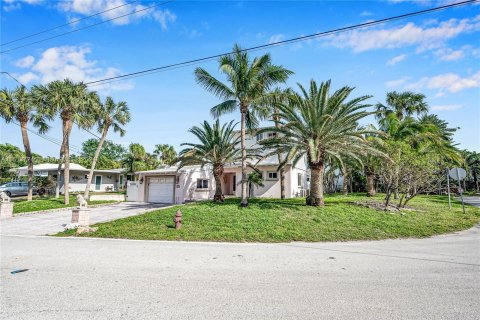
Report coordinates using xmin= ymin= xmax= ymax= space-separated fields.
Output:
xmin=128 ymin=130 xmax=310 ymax=204
xmin=14 ymin=163 xmax=126 ymax=193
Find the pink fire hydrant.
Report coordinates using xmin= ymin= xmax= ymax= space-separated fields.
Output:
xmin=174 ymin=210 xmax=182 ymax=229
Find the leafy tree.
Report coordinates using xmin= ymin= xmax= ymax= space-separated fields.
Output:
xmin=84 ymin=97 xmax=130 ymax=199
xmin=259 ymin=79 xmax=378 ymax=206
xmin=153 ymin=144 xmax=177 ymax=166
xmin=178 ymin=120 xmax=241 ymax=202
xmin=0 ymin=86 xmax=50 ymax=200
xmin=80 ymin=139 xmax=127 ymax=169
xmin=464 ymin=150 xmax=480 ymax=192
xmin=194 ymin=44 xmax=293 ymax=207
xmin=32 ymin=79 xmax=100 ymax=204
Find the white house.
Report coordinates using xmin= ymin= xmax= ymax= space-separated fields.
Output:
xmin=15 ymin=163 xmax=126 ymax=193
xmin=127 ymin=130 xmax=310 ymax=204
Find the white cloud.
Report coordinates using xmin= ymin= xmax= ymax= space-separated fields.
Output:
xmin=13 ymin=55 xmax=35 ymax=68
xmin=17 ymin=72 xmax=39 ymax=84
xmin=17 ymin=45 xmax=133 ymax=93
xmin=2 ymin=0 xmax=43 ymax=11
xmin=431 ymin=104 xmax=463 ymax=111
xmin=325 ymin=15 xmax=480 ymax=53
xmin=434 ymin=47 xmax=464 ymax=61
xmin=405 ymin=70 xmax=480 ymax=93
xmin=386 ymin=76 xmax=411 ymax=88
xmin=268 ymin=34 xmax=285 ymax=44
xmin=386 ymin=54 xmax=407 ymax=66
xmin=58 ymin=0 xmax=176 ymax=28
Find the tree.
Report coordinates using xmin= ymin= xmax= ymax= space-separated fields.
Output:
xmin=84 ymin=97 xmax=130 ymax=199
xmin=259 ymin=80 xmax=378 ymax=206
xmin=375 ymin=91 xmax=428 ymax=127
xmin=465 ymin=151 xmax=480 ymax=192
xmin=178 ymin=120 xmax=241 ymax=202
xmin=153 ymin=144 xmax=177 ymax=166
xmin=247 ymin=170 xmax=264 ymax=198
xmin=32 ymin=79 xmax=99 ymax=204
xmin=80 ymin=139 xmax=127 ymax=169
xmin=194 ymin=44 xmax=293 ymax=207
xmin=122 ymin=143 xmax=156 ymax=175
xmin=0 ymin=86 xmax=50 ymax=200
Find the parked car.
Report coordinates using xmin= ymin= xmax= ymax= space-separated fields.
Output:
xmin=0 ymin=182 xmax=45 ymax=197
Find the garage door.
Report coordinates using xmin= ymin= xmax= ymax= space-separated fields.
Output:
xmin=148 ymin=177 xmax=175 ymax=203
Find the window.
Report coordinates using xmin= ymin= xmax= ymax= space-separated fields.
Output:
xmin=84 ymin=175 xmax=88 ymax=179
xmin=298 ymin=173 xmax=302 ymax=187
xmin=267 ymin=132 xmax=277 ymax=138
xmin=196 ymin=179 xmax=209 ymax=189
xmin=256 ymin=133 xmax=264 ymax=141
xmin=266 ymin=171 xmax=278 ymax=180
xmin=233 ymin=175 xmax=236 ymax=191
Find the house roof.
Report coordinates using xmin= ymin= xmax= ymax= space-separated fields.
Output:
xmin=14 ymin=163 xmax=125 ymax=175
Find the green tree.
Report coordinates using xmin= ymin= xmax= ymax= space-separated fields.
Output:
xmin=178 ymin=120 xmax=241 ymax=202
xmin=259 ymin=80 xmax=377 ymax=206
xmin=123 ymin=143 xmax=149 ymax=175
xmin=84 ymin=97 xmax=130 ymax=199
xmin=80 ymin=139 xmax=127 ymax=169
xmin=153 ymin=144 xmax=177 ymax=166
xmin=32 ymin=79 xmax=100 ymax=204
xmin=194 ymin=44 xmax=293 ymax=207
xmin=0 ymin=86 xmax=50 ymax=200
xmin=247 ymin=170 xmax=264 ymax=198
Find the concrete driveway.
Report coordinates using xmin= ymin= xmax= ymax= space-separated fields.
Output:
xmin=0 ymin=202 xmax=171 ymax=236
xmin=1 ymin=225 xmax=479 ymax=319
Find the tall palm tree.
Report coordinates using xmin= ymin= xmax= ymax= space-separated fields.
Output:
xmin=153 ymin=144 xmax=177 ymax=166
xmin=122 ymin=143 xmax=150 ymax=176
xmin=194 ymin=44 xmax=293 ymax=207
xmin=376 ymin=91 xmax=428 ymax=127
xmin=0 ymin=86 xmax=50 ymax=201
xmin=83 ymin=97 xmax=130 ymax=199
xmin=259 ymin=80 xmax=378 ymax=206
xmin=178 ymin=120 xmax=241 ymax=202
xmin=32 ymin=79 xmax=99 ymax=205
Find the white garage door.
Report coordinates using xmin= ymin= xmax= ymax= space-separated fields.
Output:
xmin=148 ymin=177 xmax=175 ymax=203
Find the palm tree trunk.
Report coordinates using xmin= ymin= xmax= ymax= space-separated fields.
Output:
xmin=213 ymin=165 xmax=225 ymax=203
xmin=307 ymin=162 xmax=324 ymax=206
xmin=84 ymin=126 xmax=109 ymax=200
xmin=342 ymin=169 xmax=348 ymax=195
xmin=366 ymin=171 xmax=376 ymax=197
xmin=56 ymin=118 xmax=68 ymax=199
xmin=20 ymin=120 xmax=33 ymax=201
xmin=63 ymin=119 xmax=73 ymax=205
xmin=240 ymin=107 xmax=248 ymax=207
xmin=273 ymin=115 xmax=286 ymax=200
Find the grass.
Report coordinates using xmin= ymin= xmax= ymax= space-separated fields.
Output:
xmin=55 ymin=194 xmax=480 ymax=242
xmin=13 ymin=195 xmax=117 ymax=214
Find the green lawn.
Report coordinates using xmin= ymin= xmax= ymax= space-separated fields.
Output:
xmin=13 ymin=195 xmax=117 ymax=214
xmin=56 ymin=194 xmax=480 ymax=242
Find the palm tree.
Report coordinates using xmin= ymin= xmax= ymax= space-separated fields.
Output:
xmin=178 ymin=120 xmax=241 ymax=202
xmin=83 ymin=97 xmax=130 ymax=199
xmin=194 ymin=44 xmax=293 ymax=206
xmin=0 ymin=86 xmax=50 ymax=201
xmin=153 ymin=144 xmax=177 ymax=166
xmin=247 ymin=170 xmax=264 ymax=198
xmin=259 ymin=80 xmax=378 ymax=206
xmin=376 ymin=91 xmax=428 ymax=127
xmin=32 ymin=79 xmax=99 ymax=205
xmin=122 ymin=143 xmax=149 ymax=175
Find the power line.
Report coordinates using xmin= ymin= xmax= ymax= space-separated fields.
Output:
xmin=1 ymin=0 xmax=140 ymax=47
xmin=0 ymin=0 xmax=176 ymax=54
xmin=84 ymin=0 xmax=477 ymax=87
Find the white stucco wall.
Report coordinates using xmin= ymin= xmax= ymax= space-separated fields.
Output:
xmin=51 ymin=171 xmax=120 ymax=193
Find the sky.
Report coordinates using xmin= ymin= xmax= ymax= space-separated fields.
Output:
xmin=1 ymin=0 xmax=479 ymax=159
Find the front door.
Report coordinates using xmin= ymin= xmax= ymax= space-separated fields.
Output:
xmin=95 ymin=176 xmax=102 ymax=191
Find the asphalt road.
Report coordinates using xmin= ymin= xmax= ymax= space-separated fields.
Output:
xmin=1 ymin=224 xmax=479 ymax=320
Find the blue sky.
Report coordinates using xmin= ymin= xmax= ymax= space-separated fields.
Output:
xmin=1 ymin=0 xmax=479 ymax=158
